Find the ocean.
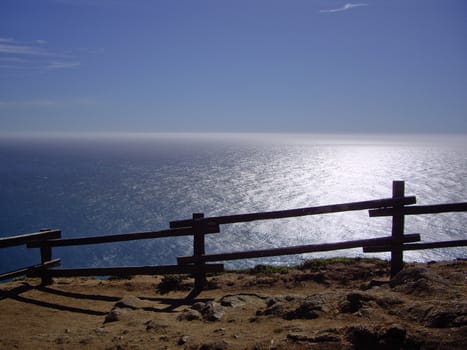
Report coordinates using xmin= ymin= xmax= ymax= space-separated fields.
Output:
xmin=1 ymin=133 xmax=466 ymax=273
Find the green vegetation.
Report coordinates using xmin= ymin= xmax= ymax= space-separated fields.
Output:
xmin=226 ymin=257 xmax=387 ymax=275
xmin=12 ymin=275 xmax=27 ymax=282
xmin=299 ymin=257 xmax=387 ymax=271
xmin=249 ymin=264 xmax=290 ymax=275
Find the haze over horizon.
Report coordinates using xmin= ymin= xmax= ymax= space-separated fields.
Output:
xmin=1 ymin=0 xmax=466 ymax=134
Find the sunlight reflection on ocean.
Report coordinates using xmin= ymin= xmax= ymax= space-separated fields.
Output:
xmin=0 ymin=133 xmax=466 ymax=271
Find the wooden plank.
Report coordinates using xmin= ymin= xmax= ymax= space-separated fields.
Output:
xmin=0 ymin=259 xmax=61 ymax=281
xmin=369 ymin=203 xmax=467 ymax=217
xmin=177 ymin=234 xmax=421 ymax=264
xmin=27 ymin=225 xmax=219 ymax=248
xmin=390 ymin=181 xmax=405 ymax=277
xmin=364 ymin=239 xmax=467 ymax=253
xmin=170 ymin=196 xmax=416 ymax=228
xmin=0 ymin=230 xmax=61 ymax=248
xmin=30 ymin=264 xmax=224 ymax=278
xmin=192 ymin=213 xmax=207 ymax=290
xmin=39 ymin=243 xmax=53 ymax=285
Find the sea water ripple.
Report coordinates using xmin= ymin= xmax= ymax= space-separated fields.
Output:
xmin=0 ymin=133 xmax=466 ymax=271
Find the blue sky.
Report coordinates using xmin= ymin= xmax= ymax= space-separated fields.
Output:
xmin=0 ymin=0 xmax=466 ymax=134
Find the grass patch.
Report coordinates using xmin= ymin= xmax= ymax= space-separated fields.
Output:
xmin=12 ymin=275 xmax=27 ymax=282
xmin=250 ymin=264 xmax=290 ymax=275
xmin=299 ymin=257 xmax=387 ymax=271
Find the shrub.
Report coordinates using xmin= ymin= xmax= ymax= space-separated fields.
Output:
xmin=156 ymin=274 xmax=191 ymax=294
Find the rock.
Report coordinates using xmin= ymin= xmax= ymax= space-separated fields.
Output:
xmin=178 ymin=335 xmax=189 ymax=345
xmin=390 ymin=267 xmax=448 ymax=296
xmin=346 ymin=325 xmax=379 ymax=350
xmin=220 ymin=293 xmax=268 ymax=307
xmin=104 ymin=307 xmax=129 ymax=323
xmin=425 ymin=306 xmax=467 ymax=328
xmin=104 ymin=295 xmax=152 ymax=324
xmin=340 ymin=292 xmax=374 ymax=313
xmin=287 ymin=333 xmax=314 ymax=342
xmin=177 ymin=309 xmax=202 ymax=321
xmin=192 ymin=302 xmax=206 ymax=312
xmin=362 ymin=279 xmax=389 ymax=290
xmin=201 ymin=301 xmax=224 ymax=321
xmin=115 ymin=295 xmax=147 ymax=310
xmin=94 ymin=327 xmax=108 ymax=335
xmin=285 ymin=300 xmax=322 ymax=320
xmin=313 ymin=332 xmax=341 ymax=342
xmin=285 ymin=293 xmax=332 ymax=320
xmin=144 ymin=320 xmax=169 ymax=332
xmin=179 ymin=301 xmax=225 ymax=321
xmin=287 ymin=332 xmax=341 ymax=343
xmin=256 ymin=292 xmax=341 ymax=320
xmin=79 ymin=337 xmax=93 ymax=345
xmin=199 ymin=340 xmax=228 ymax=350
xmin=378 ymin=325 xmax=406 ymax=349
xmin=403 ymin=301 xmax=467 ymax=328
xmin=257 ymin=300 xmax=288 ymax=317
xmin=373 ymin=295 xmax=404 ymax=308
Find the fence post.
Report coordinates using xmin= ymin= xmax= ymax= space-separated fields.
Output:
xmin=39 ymin=229 xmax=53 ymax=285
xmin=390 ymin=181 xmax=405 ymax=277
xmin=192 ymin=213 xmax=207 ymax=290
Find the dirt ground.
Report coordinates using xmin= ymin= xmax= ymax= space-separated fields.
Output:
xmin=0 ymin=258 xmax=466 ymax=350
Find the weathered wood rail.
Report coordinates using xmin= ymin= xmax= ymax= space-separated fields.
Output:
xmin=1 ymin=181 xmax=466 ymax=290
xmin=25 ymin=225 xmax=224 ymax=285
xmin=0 ymin=229 xmax=62 ymax=281
xmin=171 ymin=180 xmax=466 ymax=285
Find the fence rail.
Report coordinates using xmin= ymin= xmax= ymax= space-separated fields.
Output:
xmin=369 ymin=203 xmax=467 ymax=217
xmin=170 ymin=196 xmax=417 ymax=228
xmin=0 ymin=259 xmax=61 ymax=281
xmin=1 ymin=180 xmax=466 ymax=290
xmin=0 ymin=230 xmax=61 ymax=282
xmin=364 ymin=239 xmax=467 ymax=253
xmin=0 ymin=229 xmax=61 ymax=248
xmin=27 ymin=226 xmax=220 ymax=248
xmin=177 ymin=234 xmax=421 ymax=264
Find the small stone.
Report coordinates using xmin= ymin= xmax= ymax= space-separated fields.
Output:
xmin=313 ymin=333 xmax=341 ymax=342
xmin=115 ymin=295 xmax=146 ymax=309
xmin=201 ymin=301 xmax=224 ymax=322
xmin=145 ymin=320 xmax=169 ymax=332
xmin=104 ymin=307 xmax=128 ymax=323
xmin=192 ymin=302 xmax=206 ymax=312
xmin=287 ymin=333 xmax=312 ymax=342
xmin=177 ymin=309 xmax=202 ymax=321
xmin=95 ymin=327 xmax=108 ymax=335
xmin=346 ymin=325 xmax=378 ymax=349
xmin=178 ymin=335 xmax=189 ymax=345
xmin=199 ymin=340 xmax=228 ymax=350
xmin=79 ymin=337 xmax=93 ymax=345
xmin=378 ymin=324 xmax=406 ymax=348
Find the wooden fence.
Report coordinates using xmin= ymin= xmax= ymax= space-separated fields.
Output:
xmin=1 ymin=181 xmax=466 ymax=290
xmin=0 ymin=229 xmax=62 ymax=281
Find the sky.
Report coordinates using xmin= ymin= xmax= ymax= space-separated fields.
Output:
xmin=0 ymin=0 xmax=466 ymax=134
